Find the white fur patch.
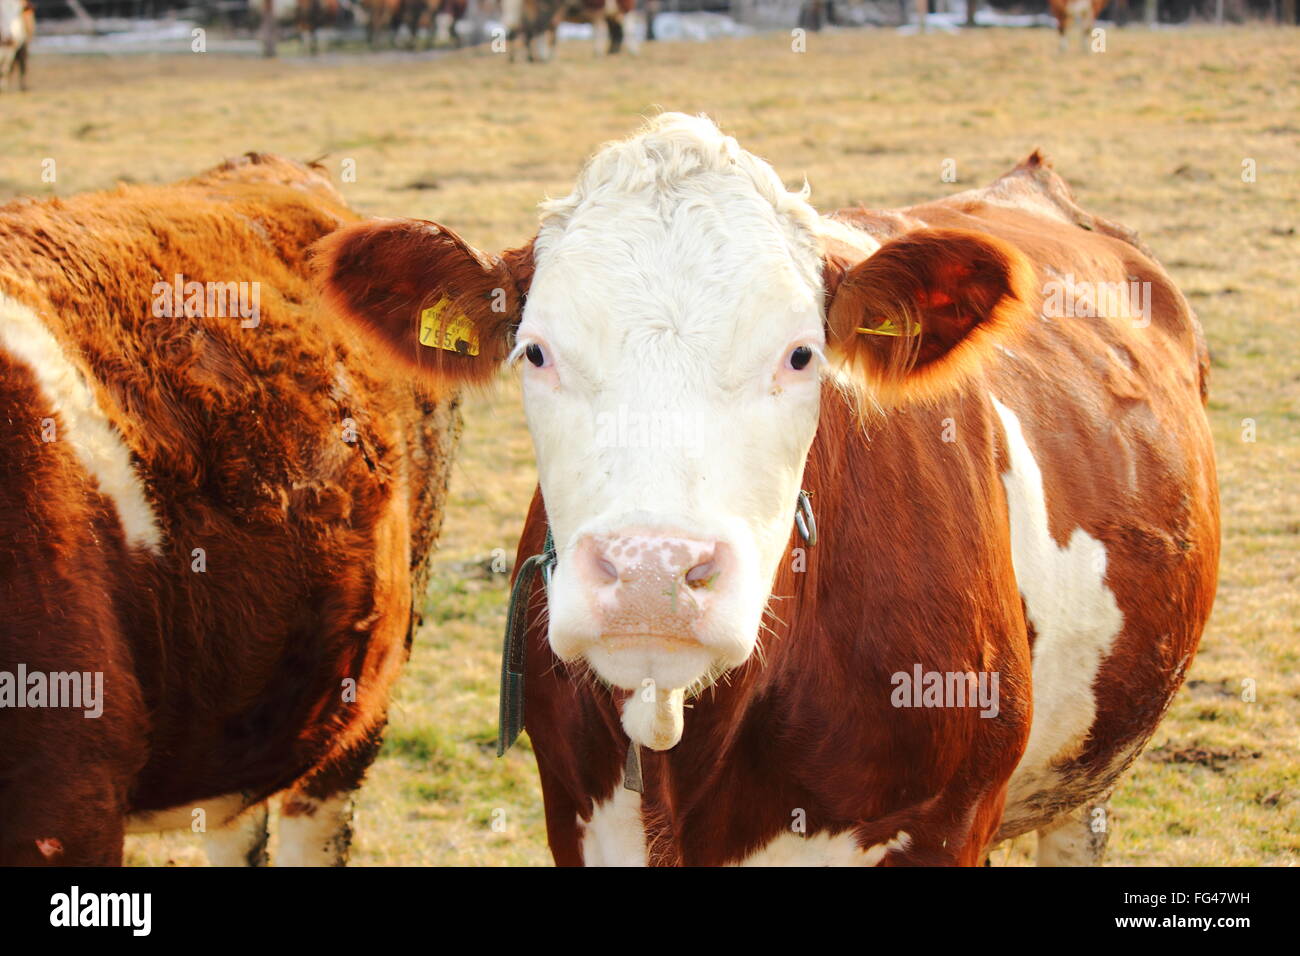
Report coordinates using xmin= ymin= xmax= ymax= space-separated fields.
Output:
xmin=202 ymin=803 xmax=269 ymax=867
xmin=1035 ymin=810 xmax=1102 ymax=866
xmin=579 ymin=787 xmax=912 ymax=866
xmin=0 ymin=294 xmax=163 ymax=552
xmin=817 ymin=216 xmax=883 ymax=260
xmin=736 ymin=829 xmax=911 ymax=866
xmin=580 ymin=786 xmax=648 ymax=866
xmin=990 ymin=396 xmax=1124 ymax=818
xmin=277 ymin=793 xmax=354 ymax=867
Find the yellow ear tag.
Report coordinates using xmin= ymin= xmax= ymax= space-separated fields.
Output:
xmin=856 ymin=317 xmax=921 ymax=337
xmin=419 ymin=297 xmax=479 ymax=356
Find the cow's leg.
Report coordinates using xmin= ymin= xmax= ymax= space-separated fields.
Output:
xmin=607 ymin=14 xmax=624 ymax=54
xmin=202 ymin=801 xmax=270 ymax=867
xmin=623 ymin=11 xmax=641 ymax=54
xmin=278 ymin=791 xmax=356 ymax=866
xmin=1035 ymin=798 xmax=1110 ymax=866
xmin=16 ymin=44 xmax=27 ymax=91
xmin=434 ymin=10 xmax=452 ymax=46
xmin=275 ymin=725 xmax=384 ymax=866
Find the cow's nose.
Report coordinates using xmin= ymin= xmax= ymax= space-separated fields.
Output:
xmin=573 ymin=532 xmax=728 ymax=625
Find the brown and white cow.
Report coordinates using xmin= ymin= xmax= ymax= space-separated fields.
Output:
xmin=319 ymin=113 xmax=1219 ymax=866
xmin=0 ymin=155 xmax=463 ymax=865
xmin=503 ymin=0 xmax=639 ymax=62
xmin=364 ymin=0 xmax=405 ymax=46
xmin=297 ymin=0 xmax=341 ymax=54
xmin=1051 ymin=0 xmax=1108 ymax=52
xmin=0 ymin=0 xmax=33 ymax=93
xmin=400 ymin=0 xmax=469 ymax=50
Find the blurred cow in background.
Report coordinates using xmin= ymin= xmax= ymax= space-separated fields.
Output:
xmin=1051 ymin=0 xmax=1108 ymax=51
xmin=297 ymin=0 xmax=342 ymax=54
xmin=0 ymin=0 xmax=33 ymax=93
xmin=365 ymin=0 xmax=405 ymax=46
xmin=504 ymin=0 xmax=639 ymax=62
xmin=401 ymin=0 xmax=469 ymax=49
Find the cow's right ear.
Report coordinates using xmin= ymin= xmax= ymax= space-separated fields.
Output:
xmin=314 ymin=219 xmax=533 ymax=388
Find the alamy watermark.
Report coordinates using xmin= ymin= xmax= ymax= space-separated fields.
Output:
xmin=151 ymin=274 xmax=261 ymax=328
xmin=594 ymin=406 xmax=704 ymax=458
xmin=0 ymin=666 xmax=103 ymax=718
xmin=891 ymin=665 xmax=1000 ymax=718
xmin=1042 ymin=274 xmax=1151 ymax=328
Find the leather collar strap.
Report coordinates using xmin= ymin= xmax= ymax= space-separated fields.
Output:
xmin=497 ymin=493 xmax=816 ymax=758
xmin=496 ymin=527 xmax=554 ymax=757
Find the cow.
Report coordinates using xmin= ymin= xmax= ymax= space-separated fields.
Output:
xmin=0 ymin=154 xmax=464 ymax=866
xmin=318 ymin=113 xmax=1220 ymax=866
xmin=0 ymin=0 xmax=33 ymax=93
xmin=364 ymin=0 xmax=405 ymax=46
xmin=1051 ymin=0 xmax=1109 ymax=52
xmin=297 ymin=0 xmax=342 ymax=54
xmin=502 ymin=0 xmax=639 ymax=62
xmin=399 ymin=0 xmax=469 ymax=50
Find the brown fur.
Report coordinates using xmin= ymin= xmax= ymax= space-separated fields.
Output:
xmin=0 ymin=154 xmax=462 ymax=865
xmin=315 ymin=218 xmax=530 ymax=389
xmin=1050 ymin=0 xmax=1110 ymax=49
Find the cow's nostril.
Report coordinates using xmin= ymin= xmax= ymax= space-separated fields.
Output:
xmin=596 ymin=557 xmax=619 ymax=583
xmin=685 ymin=560 xmax=718 ymax=590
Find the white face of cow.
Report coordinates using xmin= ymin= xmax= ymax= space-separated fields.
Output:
xmin=511 ymin=116 xmax=828 ymax=745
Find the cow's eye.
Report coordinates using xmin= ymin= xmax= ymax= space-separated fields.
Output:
xmin=525 ymin=343 xmax=546 ymax=367
xmin=788 ymin=346 xmax=813 ymax=371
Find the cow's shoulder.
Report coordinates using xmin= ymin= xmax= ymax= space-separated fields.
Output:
xmin=917 ymin=151 xmax=1152 ymax=258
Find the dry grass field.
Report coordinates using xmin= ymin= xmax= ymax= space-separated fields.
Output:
xmin=1 ymin=24 xmax=1296 ymax=866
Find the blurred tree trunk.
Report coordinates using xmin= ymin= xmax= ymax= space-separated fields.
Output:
xmin=1143 ymin=0 xmax=1157 ymax=24
xmin=1282 ymin=0 xmax=1297 ymax=24
xmin=262 ymin=0 xmax=277 ymax=57
xmin=966 ymin=0 xmax=977 ymax=25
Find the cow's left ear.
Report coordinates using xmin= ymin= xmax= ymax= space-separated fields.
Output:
xmin=825 ymin=228 xmax=1036 ymax=403
xmin=314 ymin=218 xmax=534 ymax=389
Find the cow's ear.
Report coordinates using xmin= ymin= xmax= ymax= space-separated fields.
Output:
xmin=825 ymin=229 xmax=1036 ymax=403
xmin=314 ymin=219 xmax=533 ymax=388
